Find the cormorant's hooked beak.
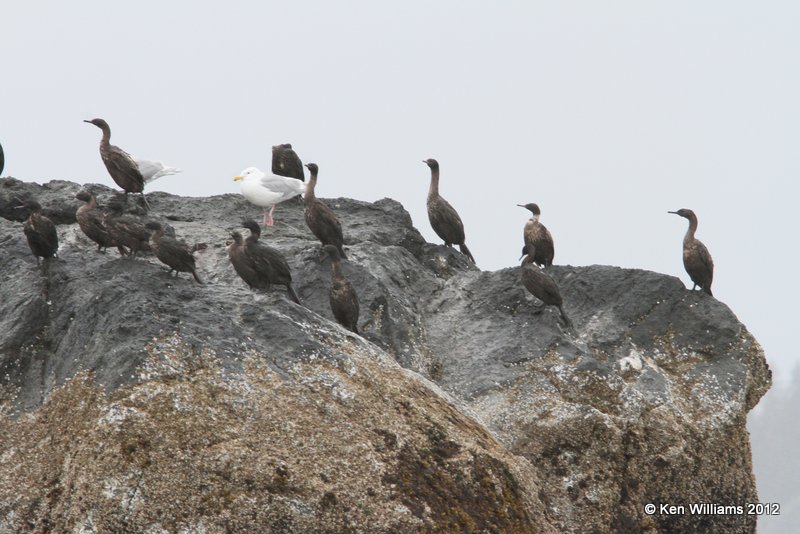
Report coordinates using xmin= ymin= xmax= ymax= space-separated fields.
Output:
xmin=517 ymin=204 xmax=526 ymax=208
xmin=667 ymin=210 xmax=678 ymax=214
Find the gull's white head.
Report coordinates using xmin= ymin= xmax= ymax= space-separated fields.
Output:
xmin=233 ymin=167 xmax=264 ymax=182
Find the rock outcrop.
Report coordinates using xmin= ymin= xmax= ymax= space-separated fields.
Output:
xmin=0 ymin=178 xmax=771 ymax=533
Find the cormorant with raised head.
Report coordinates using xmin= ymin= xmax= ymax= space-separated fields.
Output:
xmin=521 ymin=245 xmax=569 ymax=325
xmin=75 ymin=190 xmax=127 ymax=255
xmin=423 ymin=158 xmax=475 ymax=264
xmin=145 ymin=221 xmax=202 ymax=283
xmin=21 ymin=199 xmax=58 ymax=265
xmin=518 ymin=203 xmax=554 ymax=267
xmin=272 ymin=143 xmax=305 ymax=182
xmin=303 ymin=163 xmax=346 ymax=259
xmin=233 ymin=167 xmax=305 ymax=227
xmin=668 ymin=208 xmax=714 ymax=296
xmin=84 ymin=118 xmax=150 ymax=208
xmin=238 ymin=219 xmax=301 ymax=303
xmin=323 ymin=244 xmax=359 ymax=333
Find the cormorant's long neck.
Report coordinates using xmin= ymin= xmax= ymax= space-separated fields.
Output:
xmin=521 ymin=254 xmax=535 ymax=267
xmin=330 ymin=258 xmax=343 ymax=278
xmin=87 ymin=195 xmax=97 ymax=209
xmin=247 ymin=228 xmax=261 ymax=244
xmin=99 ymin=125 xmax=111 ymax=145
xmin=684 ymin=214 xmax=698 ymax=243
xmin=531 ymin=213 xmax=540 ymax=223
xmin=305 ymin=173 xmax=317 ymax=204
xmin=428 ymin=168 xmax=440 ymax=199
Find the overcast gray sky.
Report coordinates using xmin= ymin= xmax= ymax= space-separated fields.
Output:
xmin=3 ymin=2 xmax=798 ymax=530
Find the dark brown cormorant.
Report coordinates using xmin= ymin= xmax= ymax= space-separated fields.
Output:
xmin=145 ymin=221 xmax=202 ymax=283
xmin=518 ymin=203 xmax=554 ymax=267
xmin=75 ymin=190 xmax=127 ymax=255
xmin=668 ymin=208 xmax=714 ymax=296
xmin=0 ymin=141 xmax=4 ymax=176
xmin=423 ymin=159 xmax=476 ymax=264
xmin=272 ymin=143 xmax=305 ymax=182
xmin=84 ymin=118 xmax=149 ymax=208
xmin=228 ymin=230 xmax=261 ymax=286
xmin=21 ymin=199 xmax=58 ymax=265
xmin=521 ymin=245 xmax=570 ymax=325
xmin=303 ymin=163 xmax=346 ymax=259
xmin=105 ymin=202 xmax=152 ymax=258
xmin=323 ymin=244 xmax=359 ymax=333
xmin=238 ymin=220 xmax=301 ymax=303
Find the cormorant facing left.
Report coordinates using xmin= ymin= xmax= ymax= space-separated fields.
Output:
xmin=423 ymin=159 xmax=476 ymax=264
xmin=240 ymin=219 xmax=301 ymax=304
xmin=518 ymin=203 xmax=554 ymax=267
xmin=323 ymin=244 xmax=359 ymax=333
xmin=668 ymin=208 xmax=714 ymax=296
xmin=75 ymin=190 xmax=127 ymax=255
xmin=303 ymin=163 xmax=347 ymax=259
xmin=84 ymin=118 xmax=149 ymax=208
xmin=21 ymin=199 xmax=58 ymax=265
xmin=272 ymin=143 xmax=305 ymax=182
xmin=145 ymin=221 xmax=203 ymax=283
xmin=521 ymin=245 xmax=570 ymax=326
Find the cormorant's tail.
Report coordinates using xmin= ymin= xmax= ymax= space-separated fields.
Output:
xmin=338 ymin=245 xmax=348 ymax=260
xmin=703 ymin=285 xmax=713 ymax=297
xmin=459 ymin=243 xmax=476 ymax=264
xmin=351 ymin=323 xmax=359 ymax=334
xmin=287 ymin=284 xmax=301 ymax=305
xmin=191 ymin=269 xmax=203 ymax=284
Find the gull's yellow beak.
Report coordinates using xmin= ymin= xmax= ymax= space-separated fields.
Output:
xmin=233 ymin=175 xmax=242 ymax=182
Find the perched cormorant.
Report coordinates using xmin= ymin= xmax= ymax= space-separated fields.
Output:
xmin=272 ymin=143 xmax=305 ymax=182
xmin=323 ymin=244 xmax=359 ymax=333
xmin=21 ymin=199 xmax=58 ymax=265
xmin=0 ymin=141 xmax=4 ymax=176
xmin=669 ymin=208 xmax=714 ymax=296
xmin=105 ymin=202 xmax=152 ymax=258
xmin=423 ymin=159 xmax=476 ymax=264
xmin=518 ymin=203 xmax=554 ymax=267
xmin=228 ymin=230 xmax=261 ymax=287
xmin=84 ymin=118 xmax=150 ymax=208
xmin=303 ymin=163 xmax=346 ymax=259
xmin=235 ymin=219 xmax=301 ymax=303
xmin=521 ymin=246 xmax=569 ymax=325
xmin=135 ymin=159 xmax=181 ymax=184
xmin=233 ymin=167 xmax=305 ymax=227
xmin=145 ymin=221 xmax=202 ymax=283
xmin=74 ymin=190 xmax=127 ymax=255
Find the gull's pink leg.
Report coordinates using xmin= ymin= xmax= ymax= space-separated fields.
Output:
xmin=266 ymin=205 xmax=275 ymax=227
xmin=262 ymin=208 xmax=269 ymax=227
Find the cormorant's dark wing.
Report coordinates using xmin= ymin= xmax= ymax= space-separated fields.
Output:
xmin=247 ymin=242 xmax=293 ymax=285
xmin=272 ymin=144 xmax=305 ymax=182
xmin=0 ymin=141 xmax=4 ymax=176
xmin=101 ymin=144 xmax=145 ymax=193
xmin=24 ymin=215 xmax=58 ymax=257
xmin=427 ymin=196 xmax=466 ymax=245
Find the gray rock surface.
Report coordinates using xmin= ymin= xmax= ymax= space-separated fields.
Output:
xmin=0 ymin=178 xmax=771 ymax=533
